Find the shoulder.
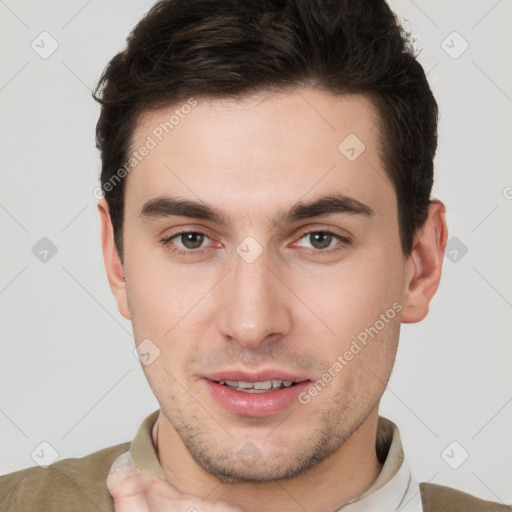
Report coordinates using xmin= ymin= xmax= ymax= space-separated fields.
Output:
xmin=420 ymin=482 xmax=512 ymax=511
xmin=0 ymin=441 xmax=130 ymax=512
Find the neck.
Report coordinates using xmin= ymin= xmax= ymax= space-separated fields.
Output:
xmin=154 ymin=407 xmax=383 ymax=512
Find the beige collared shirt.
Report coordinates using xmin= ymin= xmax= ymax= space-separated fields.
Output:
xmin=117 ymin=410 xmax=423 ymax=511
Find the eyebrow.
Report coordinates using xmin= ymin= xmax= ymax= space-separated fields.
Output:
xmin=139 ymin=193 xmax=374 ymax=227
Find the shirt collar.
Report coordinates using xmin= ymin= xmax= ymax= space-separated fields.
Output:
xmin=124 ymin=410 xmax=422 ymax=511
xmin=340 ymin=416 xmax=423 ymax=511
xmin=129 ymin=409 xmax=165 ymax=480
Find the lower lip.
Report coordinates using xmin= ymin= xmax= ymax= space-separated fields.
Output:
xmin=203 ymin=379 xmax=311 ymax=417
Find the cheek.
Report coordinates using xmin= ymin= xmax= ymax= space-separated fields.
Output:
xmin=305 ymin=256 xmax=403 ymax=341
xmin=319 ymin=315 xmax=400 ymax=406
xmin=126 ymin=265 xmax=211 ymax=381
xmin=126 ymin=250 xmax=204 ymax=338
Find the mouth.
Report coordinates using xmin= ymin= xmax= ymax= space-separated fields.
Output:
xmin=202 ymin=370 xmax=311 ymax=417
xmin=217 ymin=379 xmax=297 ymax=393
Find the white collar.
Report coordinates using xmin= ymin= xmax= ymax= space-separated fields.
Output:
xmin=339 ymin=459 xmax=422 ymax=511
xmin=338 ymin=418 xmax=423 ymax=512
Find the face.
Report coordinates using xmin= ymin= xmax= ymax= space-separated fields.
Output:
xmin=109 ymin=88 xmax=411 ymax=481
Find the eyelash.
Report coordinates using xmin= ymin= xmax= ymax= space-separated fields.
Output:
xmin=159 ymin=229 xmax=350 ymax=257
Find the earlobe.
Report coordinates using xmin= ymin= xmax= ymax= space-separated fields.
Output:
xmin=97 ymin=199 xmax=132 ymax=320
xmin=401 ymin=200 xmax=448 ymax=324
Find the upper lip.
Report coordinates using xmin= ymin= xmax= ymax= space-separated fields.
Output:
xmin=204 ymin=369 xmax=311 ymax=384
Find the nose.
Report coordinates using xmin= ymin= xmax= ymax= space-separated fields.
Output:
xmin=217 ymin=244 xmax=292 ymax=350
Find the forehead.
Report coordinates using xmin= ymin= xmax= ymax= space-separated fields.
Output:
xmin=125 ymin=88 xmax=394 ymax=223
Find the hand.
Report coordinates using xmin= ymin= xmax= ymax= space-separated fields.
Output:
xmin=107 ymin=452 xmax=245 ymax=512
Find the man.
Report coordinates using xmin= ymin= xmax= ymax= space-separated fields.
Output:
xmin=1 ymin=0 xmax=509 ymax=511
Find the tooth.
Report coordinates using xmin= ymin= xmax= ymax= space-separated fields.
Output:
xmin=237 ymin=381 xmax=254 ymax=389
xmin=253 ymin=381 xmax=272 ymax=390
xmin=220 ymin=379 xmax=295 ymax=391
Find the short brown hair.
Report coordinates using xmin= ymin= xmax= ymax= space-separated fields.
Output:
xmin=93 ymin=0 xmax=438 ymax=263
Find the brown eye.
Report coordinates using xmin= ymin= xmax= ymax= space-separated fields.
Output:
xmin=177 ymin=232 xmax=206 ymax=249
xmin=161 ymin=231 xmax=211 ymax=253
xmin=307 ymin=232 xmax=334 ymax=249
xmin=294 ymin=230 xmax=350 ymax=256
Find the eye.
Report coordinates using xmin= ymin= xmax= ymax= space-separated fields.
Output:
xmin=295 ymin=230 xmax=349 ymax=255
xmin=160 ymin=229 xmax=350 ymax=257
xmin=160 ymin=230 xmax=212 ymax=254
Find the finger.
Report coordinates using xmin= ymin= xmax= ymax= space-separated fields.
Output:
xmin=209 ymin=501 xmax=246 ymax=512
xmin=107 ymin=452 xmax=153 ymax=511
xmin=108 ymin=454 xmax=246 ymax=512
xmin=147 ymin=486 xmax=245 ymax=512
xmin=146 ymin=478 xmax=188 ymax=500
xmin=147 ymin=495 xmax=220 ymax=512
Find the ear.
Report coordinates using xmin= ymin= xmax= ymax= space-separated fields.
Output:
xmin=97 ymin=199 xmax=131 ymax=320
xmin=401 ymin=200 xmax=448 ymax=323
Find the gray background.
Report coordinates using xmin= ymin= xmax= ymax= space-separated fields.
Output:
xmin=1 ymin=0 xmax=511 ymax=505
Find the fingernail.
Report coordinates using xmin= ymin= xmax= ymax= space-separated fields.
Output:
xmin=111 ymin=452 xmax=135 ymax=472
xmin=116 ymin=465 xmax=140 ymax=478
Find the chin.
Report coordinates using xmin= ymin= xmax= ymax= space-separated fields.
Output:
xmin=186 ymin=437 xmax=334 ymax=484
